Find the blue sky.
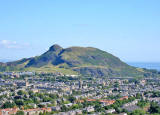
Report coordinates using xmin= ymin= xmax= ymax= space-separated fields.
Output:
xmin=0 ymin=0 xmax=160 ymax=62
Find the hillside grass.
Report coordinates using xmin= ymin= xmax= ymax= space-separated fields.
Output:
xmin=24 ymin=64 xmax=78 ymax=75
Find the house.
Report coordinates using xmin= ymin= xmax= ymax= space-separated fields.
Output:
xmin=123 ymin=105 xmax=140 ymax=112
xmin=31 ymin=89 xmax=39 ymax=93
xmin=118 ymin=113 xmax=127 ymax=115
xmin=0 ymin=108 xmax=51 ymax=115
xmin=64 ymin=103 xmax=73 ymax=107
xmin=119 ymin=96 xmax=128 ymax=100
xmin=28 ymin=103 xmax=37 ymax=108
xmin=39 ymin=102 xmax=52 ymax=107
xmin=99 ymin=100 xmax=115 ymax=106
xmin=23 ymin=108 xmax=52 ymax=115
xmin=0 ymin=108 xmax=19 ymax=115
xmin=85 ymin=106 xmax=94 ymax=112
xmin=51 ymin=106 xmax=61 ymax=111
xmin=87 ymin=99 xmax=97 ymax=102
xmin=123 ymin=100 xmax=138 ymax=107
xmin=75 ymin=109 xmax=82 ymax=114
xmin=106 ymin=109 xmax=116 ymax=114
xmin=77 ymin=99 xmax=115 ymax=106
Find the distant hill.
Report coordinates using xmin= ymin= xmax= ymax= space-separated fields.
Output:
xmin=0 ymin=44 xmax=159 ymax=77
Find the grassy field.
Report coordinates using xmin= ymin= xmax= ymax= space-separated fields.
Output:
xmin=24 ymin=64 xmax=78 ymax=75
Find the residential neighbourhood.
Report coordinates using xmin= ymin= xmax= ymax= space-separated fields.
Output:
xmin=0 ymin=72 xmax=160 ymax=115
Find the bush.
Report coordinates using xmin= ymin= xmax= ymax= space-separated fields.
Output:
xmin=1 ymin=102 xmax=16 ymax=109
xmin=16 ymin=111 xmax=24 ymax=115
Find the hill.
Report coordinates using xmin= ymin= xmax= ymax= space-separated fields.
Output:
xmin=0 ymin=44 xmax=158 ymax=77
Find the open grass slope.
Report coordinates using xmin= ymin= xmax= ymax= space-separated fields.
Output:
xmin=0 ymin=44 xmax=158 ymax=77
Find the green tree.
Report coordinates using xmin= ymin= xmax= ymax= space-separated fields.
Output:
xmin=149 ymin=102 xmax=160 ymax=114
xmin=1 ymin=102 xmax=16 ymax=109
xmin=136 ymin=93 xmax=141 ymax=99
xmin=95 ymin=104 xmax=104 ymax=112
xmin=61 ymin=105 xmax=68 ymax=112
xmin=17 ymin=90 xmax=26 ymax=95
xmin=15 ymin=100 xmax=24 ymax=106
xmin=68 ymin=96 xmax=76 ymax=103
xmin=137 ymin=100 xmax=149 ymax=108
xmin=16 ymin=111 xmax=24 ymax=115
xmin=130 ymin=109 xmax=145 ymax=115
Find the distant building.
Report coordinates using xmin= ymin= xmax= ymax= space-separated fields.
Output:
xmin=118 ymin=113 xmax=127 ymax=115
xmin=140 ymin=80 xmax=146 ymax=86
xmin=106 ymin=109 xmax=116 ymax=114
xmin=23 ymin=108 xmax=52 ymax=115
xmin=79 ymin=79 xmax=83 ymax=89
xmin=51 ymin=106 xmax=61 ymax=111
xmin=24 ymin=78 xmax=29 ymax=87
xmin=0 ymin=107 xmax=51 ymax=115
xmin=0 ymin=108 xmax=19 ymax=115
xmin=85 ymin=106 xmax=94 ymax=112
xmin=119 ymin=96 xmax=128 ymax=100
xmin=99 ymin=100 xmax=115 ymax=106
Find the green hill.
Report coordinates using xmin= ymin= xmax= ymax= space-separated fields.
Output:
xmin=0 ymin=44 xmax=158 ymax=77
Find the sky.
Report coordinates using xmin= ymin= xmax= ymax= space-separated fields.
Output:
xmin=0 ymin=0 xmax=160 ymax=62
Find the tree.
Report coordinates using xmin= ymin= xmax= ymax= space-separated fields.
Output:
xmin=114 ymin=81 xmax=119 ymax=88
xmin=130 ymin=109 xmax=145 ymax=115
xmin=17 ymin=90 xmax=26 ymax=95
xmin=137 ymin=100 xmax=149 ymax=108
xmin=16 ymin=111 xmax=24 ymax=115
xmin=95 ymin=104 xmax=104 ymax=112
xmin=38 ymin=104 xmax=45 ymax=108
xmin=43 ymin=96 xmax=52 ymax=102
xmin=115 ymin=107 xmax=123 ymax=113
xmin=149 ymin=102 xmax=160 ymax=114
xmin=68 ymin=96 xmax=76 ymax=103
xmin=1 ymin=102 xmax=16 ymax=109
xmin=49 ymin=94 xmax=57 ymax=99
xmin=39 ymin=112 xmax=43 ymax=115
xmin=61 ymin=105 xmax=68 ymax=112
xmin=136 ymin=93 xmax=142 ymax=99
xmin=15 ymin=100 xmax=24 ymax=106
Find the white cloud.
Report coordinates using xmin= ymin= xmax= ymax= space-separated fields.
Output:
xmin=0 ymin=40 xmax=30 ymax=49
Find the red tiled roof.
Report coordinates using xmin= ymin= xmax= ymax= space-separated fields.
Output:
xmin=77 ymin=96 xmax=129 ymax=106
xmin=23 ymin=108 xmax=51 ymax=112
xmin=119 ymin=96 xmax=128 ymax=100
xmin=87 ymin=99 xmax=97 ymax=102
xmin=0 ymin=108 xmax=51 ymax=115
xmin=0 ymin=108 xmax=19 ymax=115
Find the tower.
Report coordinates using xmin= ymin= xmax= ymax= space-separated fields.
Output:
xmin=25 ymin=78 xmax=29 ymax=87
xmin=79 ymin=79 xmax=83 ymax=89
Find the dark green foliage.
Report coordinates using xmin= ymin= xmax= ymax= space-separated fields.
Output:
xmin=136 ymin=93 xmax=142 ymax=99
xmin=68 ymin=96 xmax=76 ymax=103
xmin=17 ymin=90 xmax=26 ymax=95
xmin=15 ymin=99 xmax=25 ymax=106
xmin=152 ymin=91 xmax=160 ymax=97
xmin=104 ymin=97 xmax=136 ymax=110
xmin=137 ymin=100 xmax=149 ymax=108
xmin=1 ymin=102 xmax=16 ymax=108
xmin=16 ymin=111 xmax=24 ymax=115
xmin=149 ymin=102 xmax=160 ymax=114
xmin=95 ymin=104 xmax=105 ymax=112
xmin=61 ymin=105 xmax=68 ymax=112
xmin=129 ymin=109 xmax=145 ymax=115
